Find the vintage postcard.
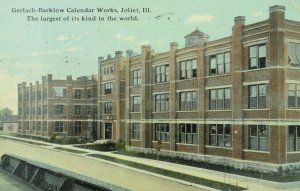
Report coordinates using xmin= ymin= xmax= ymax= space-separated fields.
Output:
xmin=0 ymin=0 xmax=300 ymax=190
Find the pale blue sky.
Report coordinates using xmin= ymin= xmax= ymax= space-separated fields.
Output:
xmin=0 ymin=0 xmax=300 ymax=113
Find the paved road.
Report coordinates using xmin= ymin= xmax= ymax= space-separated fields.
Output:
xmin=0 ymin=138 xmax=206 ymax=191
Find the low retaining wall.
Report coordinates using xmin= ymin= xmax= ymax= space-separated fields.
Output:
xmin=0 ymin=154 xmax=131 ymax=191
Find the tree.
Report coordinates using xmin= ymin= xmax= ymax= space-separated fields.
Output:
xmin=0 ymin=107 xmax=13 ymax=116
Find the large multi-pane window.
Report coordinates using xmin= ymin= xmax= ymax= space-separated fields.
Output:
xmin=31 ymin=92 xmax=36 ymax=100
xmin=42 ymin=88 xmax=47 ymax=99
xmin=155 ymin=93 xmax=169 ymax=111
xmin=288 ymin=84 xmax=300 ymax=108
xmin=74 ymin=105 xmax=82 ymax=115
xmin=288 ymin=126 xmax=300 ymax=151
xmin=179 ymin=91 xmax=197 ymax=111
xmin=248 ymin=125 xmax=269 ymax=151
xmin=131 ymin=123 xmax=140 ymax=140
xmin=37 ymin=90 xmax=41 ymax=100
xmin=249 ymin=84 xmax=266 ymax=109
xmin=43 ymin=105 xmax=47 ymax=115
xmin=209 ymin=124 xmax=232 ymax=147
xmin=54 ymin=121 xmax=64 ymax=132
xmin=37 ymin=121 xmax=41 ymax=131
xmin=155 ymin=64 xmax=169 ymax=83
xmin=55 ymin=105 xmax=64 ymax=114
xmin=54 ymin=87 xmax=64 ymax=98
xmin=178 ymin=124 xmax=197 ymax=144
xmin=104 ymin=82 xmax=113 ymax=94
xmin=42 ymin=121 xmax=47 ymax=131
xmin=37 ymin=105 xmax=41 ymax=115
xmin=179 ymin=59 xmax=197 ymax=80
xmin=132 ymin=96 xmax=141 ymax=112
xmin=74 ymin=89 xmax=81 ymax=99
xmin=248 ymin=44 xmax=266 ymax=69
xmin=155 ymin=123 xmax=170 ymax=142
xmin=288 ymin=42 xmax=300 ymax=66
xmin=104 ymin=102 xmax=113 ymax=114
xmin=209 ymin=52 xmax=230 ymax=75
xmin=133 ymin=69 xmax=141 ymax=86
xmin=209 ymin=88 xmax=231 ymax=110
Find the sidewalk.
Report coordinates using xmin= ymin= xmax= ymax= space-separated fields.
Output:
xmin=2 ymin=135 xmax=300 ymax=191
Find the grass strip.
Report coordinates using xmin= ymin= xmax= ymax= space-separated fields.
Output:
xmin=115 ymin=151 xmax=300 ymax=182
xmin=54 ymin=147 xmax=88 ymax=154
xmin=88 ymin=154 xmax=246 ymax=191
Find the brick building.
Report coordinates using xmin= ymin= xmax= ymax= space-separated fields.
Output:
xmin=97 ymin=5 xmax=300 ymax=166
xmin=18 ymin=5 xmax=300 ymax=168
xmin=18 ymin=74 xmax=98 ymax=138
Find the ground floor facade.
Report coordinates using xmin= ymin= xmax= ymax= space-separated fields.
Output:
xmin=125 ymin=121 xmax=300 ymax=164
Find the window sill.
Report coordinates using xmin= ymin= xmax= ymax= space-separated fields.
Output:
xmin=130 ymin=139 xmax=140 ymax=141
xmin=176 ymin=110 xmax=198 ymax=112
xmin=286 ymin=108 xmax=300 ymax=110
xmin=244 ymin=67 xmax=267 ymax=72
xmin=130 ymin=112 xmax=141 ymax=114
xmin=243 ymin=108 xmax=269 ymax=111
xmin=207 ymin=73 xmax=230 ymax=77
xmin=287 ymin=151 xmax=300 ymax=154
xmin=205 ymin=145 xmax=232 ymax=149
xmin=206 ymin=110 xmax=231 ymax=112
xmin=177 ymin=78 xmax=197 ymax=82
xmin=176 ymin=143 xmax=198 ymax=146
xmin=152 ymin=111 xmax=170 ymax=113
xmin=152 ymin=141 xmax=170 ymax=144
xmin=243 ymin=149 xmax=269 ymax=153
xmin=154 ymin=81 xmax=169 ymax=84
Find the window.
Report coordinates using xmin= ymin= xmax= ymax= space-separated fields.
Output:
xmin=74 ymin=89 xmax=81 ymax=99
xmin=37 ymin=105 xmax=41 ymax=115
xmin=179 ymin=59 xmax=197 ymax=80
xmin=75 ymin=121 xmax=81 ymax=135
xmin=104 ymin=102 xmax=113 ymax=114
xmin=131 ymin=123 xmax=140 ymax=140
xmin=179 ymin=124 xmax=197 ymax=144
xmin=55 ymin=87 xmax=64 ymax=98
xmin=249 ymin=125 xmax=269 ymax=151
xmin=0 ymin=122 xmax=3 ymax=131
xmin=249 ymin=44 xmax=266 ymax=69
xmin=74 ymin=105 xmax=82 ymax=115
xmin=155 ymin=64 xmax=169 ymax=83
xmin=133 ymin=69 xmax=141 ymax=86
xmin=179 ymin=91 xmax=197 ymax=111
xmin=209 ymin=88 xmax=231 ymax=110
xmin=24 ymin=122 xmax=29 ymax=130
xmin=43 ymin=105 xmax=47 ymax=115
xmin=31 ymin=122 xmax=36 ymax=130
xmin=288 ymin=84 xmax=300 ymax=108
xmin=132 ymin=96 xmax=141 ymax=112
xmin=288 ymin=43 xmax=300 ymax=66
xmin=37 ymin=121 xmax=41 ymax=131
xmin=288 ymin=126 xmax=300 ymax=151
xmin=24 ymin=92 xmax=29 ymax=101
xmin=209 ymin=52 xmax=230 ymax=75
xmin=155 ymin=93 xmax=169 ymax=111
xmin=42 ymin=121 xmax=47 ymax=131
xmin=55 ymin=121 xmax=64 ymax=132
xmin=209 ymin=124 xmax=231 ymax=147
xmin=42 ymin=88 xmax=47 ymax=99
xmin=31 ymin=106 xmax=35 ymax=115
xmin=103 ymin=66 xmax=114 ymax=75
xmin=37 ymin=90 xmax=41 ymax=100
xmin=31 ymin=92 xmax=36 ymax=100
xmin=249 ymin=84 xmax=266 ymax=109
xmin=55 ymin=105 xmax=64 ymax=115
xmin=104 ymin=82 xmax=113 ymax=94
xmin=155 ymin=123 xmax=170 ymax=142
xmin=87 ymin=89 xmax=91 ymax=98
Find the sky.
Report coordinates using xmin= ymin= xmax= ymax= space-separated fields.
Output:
xmin=0 ymin=0 xmax=300 ymax=114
